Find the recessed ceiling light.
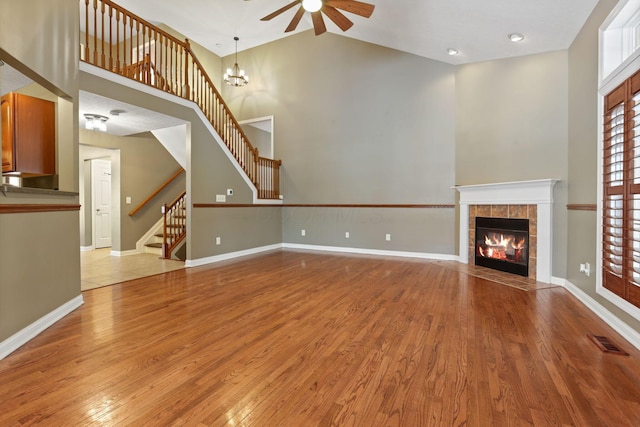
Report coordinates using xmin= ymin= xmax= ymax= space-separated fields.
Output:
xmin=447 ymin=48 xmax=460 ymax=56
xmin=509 ymin=33 xmax=525 ymax=42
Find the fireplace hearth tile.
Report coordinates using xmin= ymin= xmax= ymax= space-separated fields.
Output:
xmin=436 ymin=260 xmax=557 ymax=291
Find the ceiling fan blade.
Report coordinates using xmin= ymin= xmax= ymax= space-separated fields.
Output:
xmin=285 ymin=6 xmax=306 ymax=32
xmin=322 ymin=6 xmax=353 ymax=32
xmin=261 ymin=0 xmax=300 ymax=21
xmin=325 ymin=0 xmax=375 ymax=18
xmin=311 ymin=11 xmax=327 ymax=35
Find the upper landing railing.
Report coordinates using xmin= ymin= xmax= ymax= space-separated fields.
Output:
xmin=80 ymin=0 xmax=281 ymax=199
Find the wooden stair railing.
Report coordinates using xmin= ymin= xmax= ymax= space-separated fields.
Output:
xmin=162 ymin=191 xmax=187 ymax=259
xmin=81 ymin=0 xmax=281 ymax=199
xmin=128 ymin=168 xmax=184 ymax=216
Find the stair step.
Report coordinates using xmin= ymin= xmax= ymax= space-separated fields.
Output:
xmin=155 ymin=233 xmax=181 ymax=238
xmin=145 ymin=242 xmax=163 ymax=249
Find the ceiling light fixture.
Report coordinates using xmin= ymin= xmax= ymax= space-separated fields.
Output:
xmin=224 ymin=37 xmax=249 ymax=87
xmin=302 ymin=0 xmax=323 ymax=12
xmin=84 ymin=113 xmax=109 ymax=132
xmin=447 ymin=48 xmax=460 ymax=56
xmin=509 ymin=33 xmax=525 ymax=42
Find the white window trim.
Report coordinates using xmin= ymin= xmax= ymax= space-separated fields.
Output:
xmin=597 ymin=0 xmax=640 ymax=320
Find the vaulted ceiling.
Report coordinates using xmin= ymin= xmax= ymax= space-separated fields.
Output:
xmin=112 ymin=0 xmax=600 ymax=65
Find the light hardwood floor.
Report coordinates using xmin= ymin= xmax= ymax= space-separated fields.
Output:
xmin=2 ymin=250 xmax=640 ymax=425
xmin=81 ymin=248 xmax=184 ymax=290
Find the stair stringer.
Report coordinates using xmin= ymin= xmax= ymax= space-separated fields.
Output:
xmin=136 ymin=217 xmax=164 ymax=255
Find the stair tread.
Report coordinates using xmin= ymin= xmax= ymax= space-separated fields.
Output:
xmin=145 ymin=243 xmax=163 ymax=248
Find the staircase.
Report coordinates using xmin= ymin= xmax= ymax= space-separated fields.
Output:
xmin=81 ymin=0 xmax=282 ymax=199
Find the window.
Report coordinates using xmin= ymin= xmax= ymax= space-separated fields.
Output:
xmin=603 ymin=69 xmax=640 ymax=307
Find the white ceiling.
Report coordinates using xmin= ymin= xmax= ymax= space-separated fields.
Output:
xmin=79 ymin=91 xmax=186 ymax=136
xmin=111 ymin=0 xmax=600 ymax=65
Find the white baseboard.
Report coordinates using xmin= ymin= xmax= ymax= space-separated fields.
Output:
xmin=80 ymin=245 xmax=94 ymax=252
xmin=111 ymin=249 xmax=142 ymax=257
xmin=562 ymin=279 xmax=640 ymax=351
xmin=551 ymin=276 xmax=565 ymax=286
xmin=0 ymin=295 xmax=84 ymax=361
xmin=185 ymin=244 xmax=282 ymax=267
xmin=282 ymin=243 xmax=458 ymax=261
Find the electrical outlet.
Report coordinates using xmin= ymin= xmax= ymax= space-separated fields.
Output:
xmin=216 ymin=237 xmax=221 ymax=245
xmin=580 ymin=262 xmax=591 ymax=277
xmin=216 ymin=194 xmax=226 ymax=202
xmin=345 ymin=232 xmax=350 ymax=238
xmin=301 ymin=229 xmax=306 ymax=236
xmin=386 ymin=233 xmax=391 ymax=241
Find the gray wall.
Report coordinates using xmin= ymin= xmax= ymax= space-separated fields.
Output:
xmin=566 ymin=0 xmax=640 ymax=330
xmin=79 ymin=131 xmax=186 ymax=251
xmin=0 ymin=0 xmax=80 ymax=343
xmin=222 ymin=31 xmax=457 ymax=255
xmin=0 ymin=205 xmax=80 ymax=342
xmin=79 ymin=70 xmax=281 ymax=260
xmin=0 ymin=0 xmax=79 ymax=192
xmin=455 ymin=50 xmax=570 ymax=277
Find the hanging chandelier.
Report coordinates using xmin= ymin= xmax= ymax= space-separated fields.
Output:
xmin=224 ymin=37 xmax=249 ymax=87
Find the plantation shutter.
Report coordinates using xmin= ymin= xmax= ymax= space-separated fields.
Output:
xmin=603 ymin=70 xmax=640 ymax=307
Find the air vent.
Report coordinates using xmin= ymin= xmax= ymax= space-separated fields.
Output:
xmin=589 ymin=334 xmax=629 ymax=356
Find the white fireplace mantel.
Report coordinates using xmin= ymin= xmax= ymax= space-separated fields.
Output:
xmin=455 ymin=179 xmax=559 ymax=283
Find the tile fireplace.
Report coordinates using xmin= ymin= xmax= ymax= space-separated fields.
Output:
xmin=456 ymin=179 xmax=559 ymax=283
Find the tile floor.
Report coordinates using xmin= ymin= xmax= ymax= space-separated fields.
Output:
xmin=80 ymin=248 xmax=185 ymax=291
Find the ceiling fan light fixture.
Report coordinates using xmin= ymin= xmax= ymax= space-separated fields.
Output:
xmin=302 ymin=0 xmax=323 ymax=13
xmin=224 ymin=37 xmax=249 ymax=87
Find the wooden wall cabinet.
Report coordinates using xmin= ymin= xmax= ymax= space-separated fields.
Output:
xmin=1 ymin=92 xmax=56 ymax=175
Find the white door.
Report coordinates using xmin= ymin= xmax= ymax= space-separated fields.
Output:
xmin=92 ymin=159 xmax=112 ymax=249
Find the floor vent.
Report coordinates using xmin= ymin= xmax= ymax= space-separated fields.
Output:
xmin=589 ymin=334 xmax=629 ymax=356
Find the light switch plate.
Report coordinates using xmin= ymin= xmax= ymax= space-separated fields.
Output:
xmin=126 ymin=196 xmax=131 ymax=204
xmin=216 ymin=194 xmax=226 ymax=202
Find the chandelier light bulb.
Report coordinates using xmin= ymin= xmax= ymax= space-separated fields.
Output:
xmin=224 ymin=37 xmax=249 ymax=87
xmin=302 ymin=0 xmax=323 ymax=12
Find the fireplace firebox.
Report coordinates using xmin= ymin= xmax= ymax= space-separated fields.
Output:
xmin=475 ymin=217 xmax=529 ymax=277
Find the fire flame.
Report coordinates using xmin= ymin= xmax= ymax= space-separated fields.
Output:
xmin=478 ymin=233 xmax=526 ymax=262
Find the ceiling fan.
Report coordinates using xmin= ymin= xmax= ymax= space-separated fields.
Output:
xmin=261 ymin=0 xmax=375 ymax=36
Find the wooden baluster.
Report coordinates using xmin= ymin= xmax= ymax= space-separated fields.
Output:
xmin=100 ymin=0 xmax=106 ymax=67
xmin=162 ymin=203 xmax=168 ymax=259
xmin=115 ymin=9 xmax=121 ymax=73
xmin=184 ymin=39 xmax=191 ymax=100
xmin=92 ymin=0 xmax=98 ymax=65
xmin=127 ymin=15 xmax=133 ymax=76
xmin=84 ymin=0 xmax=90 ymax=62
xmin=107 ymin=3 xmax=113 ymax=70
